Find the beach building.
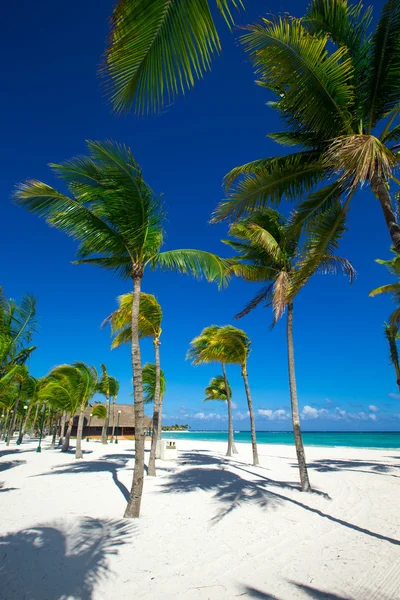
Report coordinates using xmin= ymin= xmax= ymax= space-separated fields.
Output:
xmin=71 ymin=404 xmax=152 ymax=438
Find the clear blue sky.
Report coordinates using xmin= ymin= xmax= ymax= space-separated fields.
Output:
xmin=2 ymin=0 xmax=399 ymax=431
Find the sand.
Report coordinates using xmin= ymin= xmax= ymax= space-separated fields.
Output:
xmin=0 ymin=437 xmax=399 ymax=600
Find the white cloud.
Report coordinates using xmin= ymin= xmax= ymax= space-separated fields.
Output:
xmin=233 ymin=410 xmax=250 ymax=421
xmin=193 ymin=412 xmax=225 ymax=421
xmin=369 ymin=413 xmax=377 ymax=421
xmin=301 ymin=405 xmax=329 ymax=420
xmin=231 ymin=402 xmax=238 ymax=410
xmin=258 ymin=408 xmax=290 ymax=420
xmin=335 ymin=407 xmax=347 ymax=419
xmin=388 ymin=393 xmax=400 ymax=399
xmin=368 ymin=405 xmax=379 ymax=412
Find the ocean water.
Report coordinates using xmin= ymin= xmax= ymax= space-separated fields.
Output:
xmin=165 ymin=430 xmax=400 ymax=449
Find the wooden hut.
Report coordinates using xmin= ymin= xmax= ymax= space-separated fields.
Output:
xmin=71 ymin=404 xmax=152 ymax=438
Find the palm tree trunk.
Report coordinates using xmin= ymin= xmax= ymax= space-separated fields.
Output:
xmin=75 ymin=405 xmax=85 ymax=459
xmin=59 ymin=412 xmax=67 ymax=445
xmin=0 ymin=409 xmax=9 ymax=439
xmin=32 ymin=403 xmax=40 ymax=435
xmin=110 ymin=395 xmax=117 ymax=441
xmin=287 ymin=303 xmax=311 ymax=492
xmin=62 ymin=416 xmax=73 ymax=452
xmin=157 ymin=397 xmax=163 ymax=441
xmin=125 ymin=273 xmax=145 ymax=519
xmin=101 ymin=393 xmax=110 ymax=444
xmin=241 ymin=364 xmax=259 ymax=466
xmin=51 ymin=416 xmax=59 ymax=450
xmin=222 ymin=363 xmax=234 ymax=457
xmin=148 ymin=339 xmax=161 ymax=477
xmin=6 ymin=386 xmax=21 ymax=446
xmin=371 ymin=175 xmax=400 ymax=253
xmin=18 ymin=403 xmax=33 ymax=443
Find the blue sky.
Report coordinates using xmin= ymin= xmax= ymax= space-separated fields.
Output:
xmin=2 ymin=0 xmax=400 ymax=431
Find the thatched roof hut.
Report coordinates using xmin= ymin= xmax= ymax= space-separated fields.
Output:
xmin=72 ymin=403 xmax=152 ymax=437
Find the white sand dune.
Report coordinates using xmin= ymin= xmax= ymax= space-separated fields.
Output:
xmin=0 ymin=438 xmax=399 ymax=599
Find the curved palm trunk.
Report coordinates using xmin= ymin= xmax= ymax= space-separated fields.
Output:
xmin=110 ymin=395 xmax=117 ymax=441
xmin=241 ymin=364 xmax=259 ymax=466
xmin=32 ymin=404 xmax=40 ymax=435
xmin=6 ymin=385 xmax=21 ymax=446
xmin=148 ymin=339 xmax=161 ymax=477
xmin=18 ymin=403 xmax=33 ymax=443
xmin=287 ymin=303 xmax=311 ymax=492
xmin=101 ymin=394 xmax=110 ymax=444
xmin=62 ymin=416 xmax=73 ymax=452
xmin=59 ymin=412 xmax=67 ymax=445
xmin=222 ymin=363 xmax=234 ymax=457
xmin=50 ymin=416 xmax=59 ymax=450
xmin=387 ymin=334 xmax=400 ymax=391
xmin=75 ymin=405 xmax=85 ymax=459
xmin=372 ymin=175 xmax=400 ymax=254
xmin=125 ymin=274 xmax=145 ymax=519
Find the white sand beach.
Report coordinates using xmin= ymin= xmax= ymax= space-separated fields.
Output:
xmin=0 ymin=438 xmax=399 ymax=600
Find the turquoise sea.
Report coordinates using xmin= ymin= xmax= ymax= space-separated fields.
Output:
xmin=166 ymin=430 xmax=400 ymax=449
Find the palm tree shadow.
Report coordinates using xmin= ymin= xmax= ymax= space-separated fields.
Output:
xmin=34 ymin=455 xmax=131 ymax=501
xmin=0 ymin=517 xmax=134 ymax=600
xmin=0 ymin=459 xmax=26 ymax=472
xmin=302 ymin=458 xmax=400 ymax=478
xmin=162 ymin=452 xmax=400 ymax=545
xmin=244 ymin=586 xmax=280 ymax=598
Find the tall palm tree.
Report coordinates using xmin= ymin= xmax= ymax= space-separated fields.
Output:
xmin=48 ymin=363 xmax=98 ymax=459
xmin=15 ymin=140 xmax=229 ymax=518
xmin=187 ymin=325 xmax=239 ymax=457
xmin=103 ymin=292 xmax=164 ymax=475
xmin=5 ymin=367 xmax=31 ymax=446
xmin=0 ymin=291 xmax=37 ymax=378
xmin=214 ymin=0 xmax=400 ymax=267
xmin=224 ymin=208 xmax=354 ymax=490
xmin=17 ymin=376 xmax=48 ymax=444
xmin=97 ymin=364 xmax=114 ymax=444
xmin=142 ymin=363 xmax=167 ymax=460
xmin=370 ymin=248 xmax=400 ymax=389
xmin=108 ymin=377 xmax=120 ymax=442
xmin=102 ymin=0 xmax=245 ymax=114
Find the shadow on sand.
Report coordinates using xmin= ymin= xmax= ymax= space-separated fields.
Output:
xmin=161 ymin=451 xmax=400 ymax=546
xmin=0 ymin=459 xmax=26 ymax=472
xmin=245 ymin=582 xmax=395 ymax=599
xmin=300 ymin=458 xmax=400 ymax=478
xmin=34 ymin=454 xmax=132 ymax=501
xmin=0 ymin=516 xmax=134 ymax=600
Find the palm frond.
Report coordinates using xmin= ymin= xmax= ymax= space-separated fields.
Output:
xmin=214 ymin=153 xmax=325 ymax=223
xmin=235 ymin=284 xmax=274 ymax=319
xmin=102 ymin=0 xmax=243 ymax=114
xmin=288 ymin=181 xmax=344 ymax=235
xmin=241 ymin=17 xmax=354 ymax=138
xmin=369 ymin=283 xmax=400 ymax=297
xmin=142 ymin=363 xmax=166 ymax=403
xmin=366 ymin=0 xmax=400 ymax=130
xmin=153 ymin=249 xmax=230 ymax=288
xmin=204 ymin=374 xmax=231 ymax=401
xmin=91 ymin=404 xmax=107 ymax=420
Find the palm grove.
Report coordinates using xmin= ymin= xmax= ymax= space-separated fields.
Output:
xmin=5 ymin=0 xmax=400 ymax=517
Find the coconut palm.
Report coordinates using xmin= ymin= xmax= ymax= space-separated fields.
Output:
xmin=224 ymin=208 xmax=354 ymax=490
xmin=214 ymin=0 xmax=400 ymax=269
xmin=14 ymin=140 xmax=229 ymax=518
xmin=204 ymin=375 xmax=233 ymax=428
xmin=17 ymin=377 xmax=48 ymax=444
xmin=103 ymin=292 xmax=164 ymax=476
xmin=0 ymin=291 xmax=37 ymax=377
xmin=370 ymin=248 xmax=400 ymax=323
xmin=5 ymin=367 xmax=31 ymax=446
xmin=48 ymin=363 xmax=98 ymax=459
xmin=102 ymin=0 xmax=245 ymax=114
xmin=97 ymin=365 xmax=113 ymax=444
xmin=187 ymin=325 xmax=239 ymax=457
xmin=108 ymin=378 xmax=120 ymax=442
xmin=91 ymin=404 xmax=107 ymax=420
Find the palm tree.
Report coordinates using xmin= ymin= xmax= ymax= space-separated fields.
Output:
xmin=214 ymin=0 xmax=400 ymax=266
xmin=108 ymin=377 xmax=120 ymax=442
xmin=142 ymin=363 xmax=166 ymax=455
xmin=14 ymin=140 xmax=229 ymax=518
xmin=17 ymin=376 xmax=48 ymax=444
xmin=5 ymin=367 xmax=31 ymax=446
xmin=0 ymin=291 xmax=37 ymax=378
xmin=102 ymin=0 xmax=245 ymax=114
xmin=103 ymin=292 xmax=163 ymax=475
xmin=97 ymin=365 xmax=113 ymax=444
xmin=224 ymin=208 xmax=354 ymax=490
xmin=370 ymin=248 xmax=400 ymax=388
xmin=48 ymin=363 xmax=98 ymax=459
xmin=204 ymin=375 xmax=233 ymax=428
xmin=187 ymin=325 xmax=239 ymax=457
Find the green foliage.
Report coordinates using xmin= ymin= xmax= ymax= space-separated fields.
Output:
xmin=370 ymin=247 xmax=400 ymax=325
xmin=0 ymin=291 xmax=37 ymax=378
xmin=204 ymin=374 xmax=231 ymax=401
xmin=103 ymin=292 xmax=162 ymax=348
xmin=225 ymin=208 xmax=354 ymax=323
xmin=47 ymin=362 xmax=98 ymax=414
xmin=187 ymin=324 xmax=250 ymax=366
xmin=91 ymin=404 xmax=107 ymax=420
xmin=215 ymin=0 xmax=400 ymax=274
xmin=15 ymin=140 xmax=229 ymax=288
xmin=103 ymin=0 xmax=244 ymax=114
xmin=142 ymin=363 xmax=166 ymax=404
